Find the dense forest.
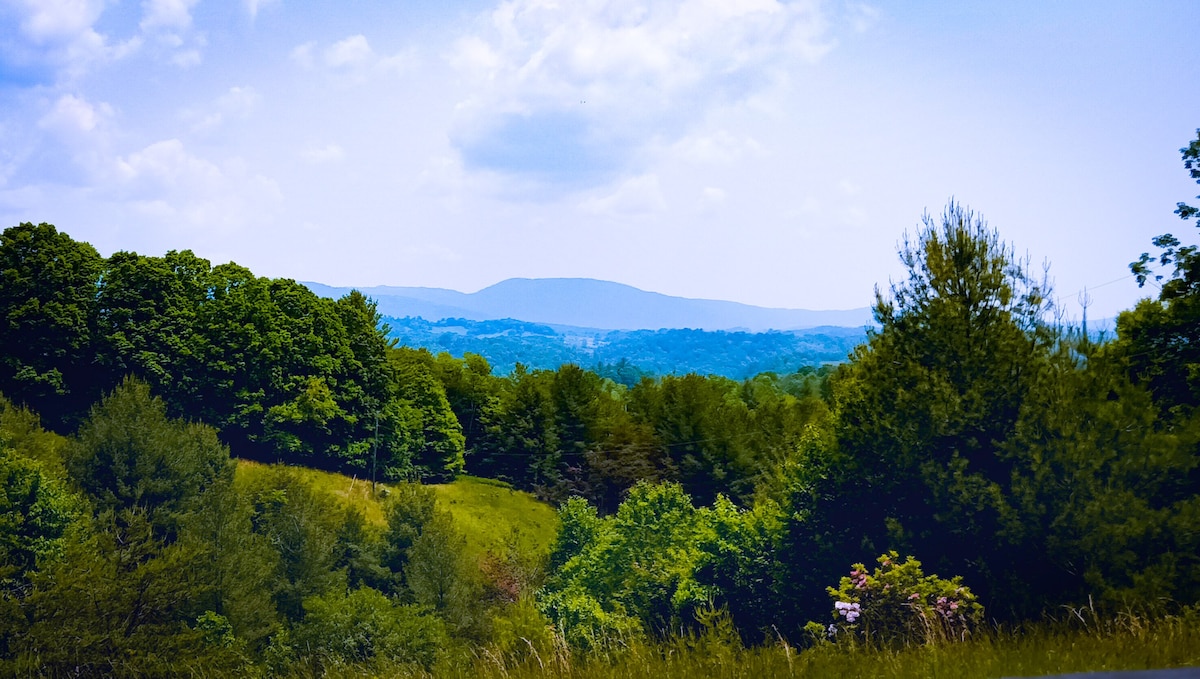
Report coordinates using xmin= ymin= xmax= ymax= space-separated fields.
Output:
xmin=0 ymin=133 xmax=1197 ymax=676
xmin=381 ymin=316 xmax=865 ymax=379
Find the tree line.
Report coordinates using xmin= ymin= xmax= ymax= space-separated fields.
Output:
xmin=0 ymin=225 xmax=831 ymax=509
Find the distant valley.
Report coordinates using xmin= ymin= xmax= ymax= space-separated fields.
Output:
xmin=305 ymin=278 xmax=873 ymax=378
xmin=380 ymin=316 xmax=867 ymax=380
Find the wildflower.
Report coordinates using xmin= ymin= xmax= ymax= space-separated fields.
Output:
xmin=835 ymin=601 xmax=862 ymax=623
xmin=908 ymin=593 xmax=920 ymax=600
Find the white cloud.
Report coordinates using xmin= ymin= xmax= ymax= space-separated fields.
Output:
xmin=325 ymin=35 xmax=373 ymax=68
xmin=845 ymin=2 xmax=880 ymax=33
xmin=186 ymin=86 xmax=260 ymax=131
xmin=290 ymin=42 xmax=316 ymax=68
xmin=11 ymin=0 xmax=105 ymax=43
xmin=217 ymin=86 xmax=259 ymax=118
xmin=115 ymin=139 xmax=282 ymax=229
xmin=171 ymin=48 xmax=202 ymax=67
xmin=135 ymin=0 xmax=206 ymax=67
xmin=38 ymin=94 xmax=109 ymax=135
xmin=449 ymin=0 xmax=834 ymax=184
xmin=291 ymin=36 xmax=414 ymax=79
xmin=4 ymin=0 xmax=140 ymax=78
xmin=116 ymin=139 xmax=221 ymax=188
xmin=139 ymin=0 xmax=199 ymax=33
xmin=581 ymin=174 xmax=665 ymax=217
xmin=673 ymin=131 xmax=766 ymax=164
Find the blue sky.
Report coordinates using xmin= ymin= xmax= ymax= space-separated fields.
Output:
xmin=1 ymin=0 xmax=1197 ymax=318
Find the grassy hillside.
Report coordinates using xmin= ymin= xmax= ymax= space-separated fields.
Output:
xmin=429 ymin=475 xmax=559 ymax=560
xmin=234 ymin=461 xmax=559 ymax=559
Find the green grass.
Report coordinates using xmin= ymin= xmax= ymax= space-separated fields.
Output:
xmin=236 ymin=459 xmax=391 ymax=526
xmin=429 ymin=609 xmax=1200 ymax=679
xmin=234 ymin=462 xmax=559 ymax=559
xmin=428 ymin=475 xmax=559 ymax=560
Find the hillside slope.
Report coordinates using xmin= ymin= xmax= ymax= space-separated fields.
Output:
xmin=234 ymin=462 xmax=559 ymax=559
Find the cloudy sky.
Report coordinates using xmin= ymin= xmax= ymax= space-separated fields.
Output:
xmin=1 ymin=0 xmax=1197 ymax=318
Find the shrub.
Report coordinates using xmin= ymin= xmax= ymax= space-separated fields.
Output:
xmin=808 ymin=551 xmax=983 ymax=646
xmin=291 ymin=586 xmax=447 ymax=671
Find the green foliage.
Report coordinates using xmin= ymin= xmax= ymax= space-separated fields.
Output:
xmin=1178 ymin=128 xmax=1200 ymax=221
xmin=291 ymin=586 xmax=447 ymax=671
xmin=389 ymin=348 xmax=467 ymax=480
xmin=813 ymin=552 xmax=983 ymax=646
xmin=0 ymin=444 xmax=82 ymax=584
xmin=381 ymin=482 xmax=439 ymax=588
xmin=818 ymin=201 xmax=1056 ymax=617
xmin=407 ymin=508 xmax=486 ymax=639
xmin=0 ymin=222 xmax=105 ymax=427
xmin=181 ymin=478 xmax=280 ymax=649
xmin=542 ymin=482 xmax=713 ymax=647
xmin=693 ymin=495 xmax=784 ymax=639
xmin=434 ymin=351 xmax=503 ymax=458
xmin=386 ymin=316 xmax=865 ymax=380
xmin=487 ymin=595 xmax=559 ymax=664
xmin=1009 ymin=346 xmax=1200 ymax=609
xmin=67 ymin=378 xmax=236 ymax=539
xmin=239 ymin=466 xmax=347 ymax=621
xmin=0 ymin=398 xmax=69 ymax=479
xmin=631 ymin=374 xmax=754 ymax=505
xmin=1125 ymin=129 xmax=1200 ymax=415
xmin=0 ymin=428 xmax=85 ymax=660
xmin=19 ymin=509 xmax=248 ymax=676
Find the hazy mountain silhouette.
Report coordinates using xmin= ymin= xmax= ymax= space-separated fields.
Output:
xmin=303 ymin=278 xmax=873 ymax=331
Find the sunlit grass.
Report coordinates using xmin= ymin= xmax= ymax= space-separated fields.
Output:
xmin=233 ymin=462 xmax=559 ymax=559
xmin=428 ymin=475 xmax=559 ymax=560
xmin=235 ymin=459 xmax=390 ymax=526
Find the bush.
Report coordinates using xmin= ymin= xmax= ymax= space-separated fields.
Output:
xmin=808 ymin=552 xmax=983 ymax=646
xmin=291 ymin=586 xmax=447 ymax=671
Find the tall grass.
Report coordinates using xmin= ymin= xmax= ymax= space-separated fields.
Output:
xmin=424 ymin=607 xmax=1200 ymax=679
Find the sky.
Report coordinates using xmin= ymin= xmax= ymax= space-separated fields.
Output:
xmin=1 ymin=1 xmax=1198 ymax=320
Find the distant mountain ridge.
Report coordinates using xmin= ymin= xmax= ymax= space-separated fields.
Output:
xmin=303 ymin=278 xmax=873 ymax=331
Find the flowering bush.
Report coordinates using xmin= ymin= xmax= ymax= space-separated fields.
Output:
xmin=807 ymin=551 xmax=984 ymax=646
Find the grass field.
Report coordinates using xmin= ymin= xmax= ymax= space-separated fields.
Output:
xmin=428 ymin=475 xmax=559 ymax=559
xmin=431 ymin=608 xmax=1200 ymax=679
xmin=233 ymin=461 xmax=559 ymax=559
